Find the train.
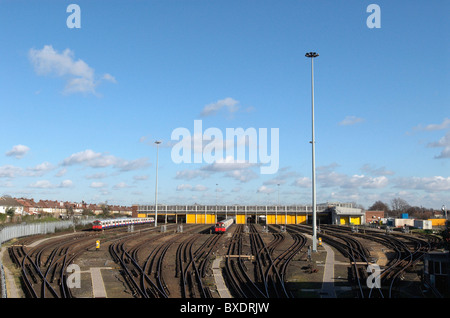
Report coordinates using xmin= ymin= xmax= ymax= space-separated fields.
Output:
xmin=92 ymin=217 xmax=154 ymax=231
xmin=213 ymin=218 xmax=234 ymax=234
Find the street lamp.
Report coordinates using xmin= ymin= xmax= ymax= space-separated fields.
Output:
xmin=154 ymin=140 xmax=161 ymax=227
xmin=216 ymin=183 xmax=218 ymax=223
xmin=305 ymin=51 xmax=319 ymax=252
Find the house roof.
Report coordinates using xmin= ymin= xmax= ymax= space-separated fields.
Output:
xmin=16 ymin=198 xmax=38 ymax=208
xmin=0 ymin=196 xmax=22 ymax=207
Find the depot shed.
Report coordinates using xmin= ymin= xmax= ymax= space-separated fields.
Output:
xmin=330 ymin=206 xmax=365 ymax=225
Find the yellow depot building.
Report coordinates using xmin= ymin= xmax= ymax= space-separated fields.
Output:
xmin=330 ymin=205 xmax=365 ymax=225
xmin=132 ymin=202 xmax=363 ymax=226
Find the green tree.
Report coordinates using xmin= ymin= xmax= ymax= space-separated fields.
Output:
xmin=101 ymin=204 xmax=110 ymax=217
xmin=6 ymin=206 xmax=15 ymax=217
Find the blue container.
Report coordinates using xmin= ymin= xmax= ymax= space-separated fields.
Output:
xmin=401 ymin=213 xmax=409 ymax=219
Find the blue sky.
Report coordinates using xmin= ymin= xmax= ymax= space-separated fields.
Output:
xmin=0 ymin=0 xmax=448 ymax=209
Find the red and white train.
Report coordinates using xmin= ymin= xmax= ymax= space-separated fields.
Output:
xmin=213 ymin=218 xmax=234 ymax=234
xmin=92 ymin=217 xmax=154 ymax=231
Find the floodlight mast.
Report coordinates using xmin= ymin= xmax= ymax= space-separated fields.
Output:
xmin=154 ymin=140 xmax=161 ymax=227
xmin=305 ymin=51 xmax=319 ymax=252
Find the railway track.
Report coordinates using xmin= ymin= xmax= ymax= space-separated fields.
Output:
xmin=309 ymin=224 xmax=435 ymax=298
xmin=223 ymin=224 xmax=306 ymax=298
xmin=109 ymin=224 xmax=220 ymax=298
xmin=109 ymin=224 xmax=179 ymax=298
xmin=176 ymin=231 xmax=222 ymax=298
xmin=6 ymin=221 xmax=438 ymax=299
xmin=290 ymin=224 xmax=371 ymax=297
xmin=9 ymin=232 xmax=98 ymax=298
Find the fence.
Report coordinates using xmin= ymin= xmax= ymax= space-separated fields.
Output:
xmin=0 ymin=217 xmax=94 ymax=298
xmin=0 ymin=218 xmax=94 ymax=245
xmin=0 ymin=261 xmax=5 ymax=298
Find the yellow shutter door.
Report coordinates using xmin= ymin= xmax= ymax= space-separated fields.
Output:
xmin=340 ymin=217 xmax=349 ymax=225
xmin=350 ymin=217 xmax=361 ymax=225
xmin=296 ymin=215 xmax=307 ymax=224
xmin=186 ymin=214 xmax=196 ymax=224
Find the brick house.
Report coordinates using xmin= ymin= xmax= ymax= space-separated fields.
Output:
xmin=365 ymin=210 xmax=384 ymax=223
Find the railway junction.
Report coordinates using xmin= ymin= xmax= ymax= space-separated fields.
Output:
xmin=1 ymin=217 xmax=446 ymax=299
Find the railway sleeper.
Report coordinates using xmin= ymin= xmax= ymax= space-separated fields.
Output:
xmin=8 ymin=248 xmax=21 ymax=266
xmin=187 ymin=272 xmax=196 ymax=298
xmin=25 ymin=264 xmax=38 ymax=284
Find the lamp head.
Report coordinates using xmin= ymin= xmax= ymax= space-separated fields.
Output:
xmin=305 ymin=52 xmax=319 ymax=58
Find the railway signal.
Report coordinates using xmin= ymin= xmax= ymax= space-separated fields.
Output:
xmin=96 ymin=240 xmax=100 ymax=251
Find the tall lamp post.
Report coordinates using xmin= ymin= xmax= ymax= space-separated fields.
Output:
xmin=216 ymin=183 xmax=218 ymax=223
xmin=154 ymin=140 xmax=161 ymax=227
xmin=306 ymin=51 xmax=319 ymax=252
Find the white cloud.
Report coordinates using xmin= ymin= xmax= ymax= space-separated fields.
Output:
xmin=394 ymin=176 xmax=450 ymax=192
xmin=62 ymin=149 xmax=149 ymax=171
xmin=200 ymin=97 xmax=239 ymax=117
xmin=413 ymin=118 xmax=450 ymax=131
xmin=28 ymin=45 xmax=115 ymax=95
xmin=6 ymin=145 xmax=30 ymax=159
xmin=102 ymin=73 xmax=117 ymax=83
xmin=55 ymin=168 xmax=67 ymax=177
xmin=175 ymin=169 xmax=211 ymax=180
xmin=26 ymin=162 xmax=55 ymax=177
xmin=62 ymin=149 xmax=104 ymax=166
xmin=29 ymin=180 xmax=54 ymax=188
xmin=133 ymin=175 xmax=149 ymax=181
xmin=338 ymin=116 xmax=365 ymax=126
xmin=257 ymin=185 xmax=276 ymax=194
xmin=175 ymin=156 xmax=260 ymax=183
xmin=317 ymin=168 xmax=389 ymax=190
xmin=225 ymin=169 xmax=258 ymax=183
xmin=264 ymin=168 xmax=300 ymax=185
xmin=28 ymin=179 xmax=73 ymax=189
xmin=0 ymin=165 xmax=23 ymax=178
xmin=176 ymin=184 xmax=193 ymax=191
xmin=359 ymin=175 xmax=389 ymax=189
xmin=176 ymin=184 xmax=208 ymax=191
xmin=115 ymin=158 xmax=150 ymax=172
xmin=428 ymin=131 xmax=450 ymax=159
xmin=86 ymin=173 xmax=108 ymax=179
xmin=60 ymin=180 xmax=74 ymax=188
xmin=292 ymin=177 xmax=311 ymax=188
xmin=360 ymin=164 xmax=395 ymax=176
xmin=113 ymin=182 xmax=131 ymax=189
xmin=193 ymin=184 xmax=208 ymax=191
xmin=90 ymin=182 xmax=107 ymax=188
xmin=201 ymin=156 xmax=258 ymax=172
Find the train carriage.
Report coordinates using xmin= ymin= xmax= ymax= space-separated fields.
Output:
xmin=92 ymin=217 xmax=154 ymax=231
xmin=214 ymin=218 xmax=234 ymax=234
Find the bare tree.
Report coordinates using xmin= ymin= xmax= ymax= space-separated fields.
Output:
xmin=368 ymin=200 xmax=390 ymax=212
xmin=391 ymin=198 xmax=410 ymax=213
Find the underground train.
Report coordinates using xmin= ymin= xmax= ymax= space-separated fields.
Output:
xmin=92 ymin=217 xmax=154 ymax=230
xmin=213 ymin=218 xmax=234 ymax=234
